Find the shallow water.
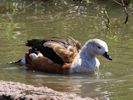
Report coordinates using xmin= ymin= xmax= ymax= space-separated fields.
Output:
xmin=0 ymin=0 xmax=133 ymax=100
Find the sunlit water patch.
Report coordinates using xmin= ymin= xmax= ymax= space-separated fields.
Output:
xmin=0 ymin=0 xmax=133 ymax=100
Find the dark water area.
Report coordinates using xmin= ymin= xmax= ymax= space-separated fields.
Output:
xmin=0 ymin=0 xmax=133 ymax=100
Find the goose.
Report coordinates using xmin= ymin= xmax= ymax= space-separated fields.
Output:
xmin=15 ymin=37 xmax=112 ymax=74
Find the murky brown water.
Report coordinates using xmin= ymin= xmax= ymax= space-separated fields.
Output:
xmin=0 ymin=0 xmax=133 ymax=100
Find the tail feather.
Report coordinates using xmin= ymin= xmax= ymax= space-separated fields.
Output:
xmin=26 ymin=39 xmax=46 ymax=48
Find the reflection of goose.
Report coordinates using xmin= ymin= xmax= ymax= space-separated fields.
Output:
xmin=16 ymin=37 xmax=112 ymax=74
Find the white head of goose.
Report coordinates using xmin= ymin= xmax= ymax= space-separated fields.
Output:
xmin=16 ymin=37 xmax=112 ymax=74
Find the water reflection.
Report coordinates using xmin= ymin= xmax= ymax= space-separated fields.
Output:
xmin=0 ymin=0 xmax=133 ymax=100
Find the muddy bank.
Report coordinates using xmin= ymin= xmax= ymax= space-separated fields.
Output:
xmin=0 ymin=80 xmax=95 ymax=100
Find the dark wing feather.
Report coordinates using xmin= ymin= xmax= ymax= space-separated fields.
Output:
xmin=26 ymin=39 xmax=64 ymax=65
xmin=26 ymin=37 xmax=82 ymax=65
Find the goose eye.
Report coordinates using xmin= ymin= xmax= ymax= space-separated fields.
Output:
xmin=97 ymin=46 xmax=101 ymax=49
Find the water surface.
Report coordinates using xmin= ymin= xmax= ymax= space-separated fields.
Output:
xmin=0 ymin=1 xmax=133 ymax=100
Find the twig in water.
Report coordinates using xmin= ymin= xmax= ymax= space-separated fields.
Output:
xmin=121 ymin=0 xmax=129 ymax=24
xmin=113 ymin=0 xmax=132 ymax=24
xmin=104 ymin=9 xmax=110 ymax=28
